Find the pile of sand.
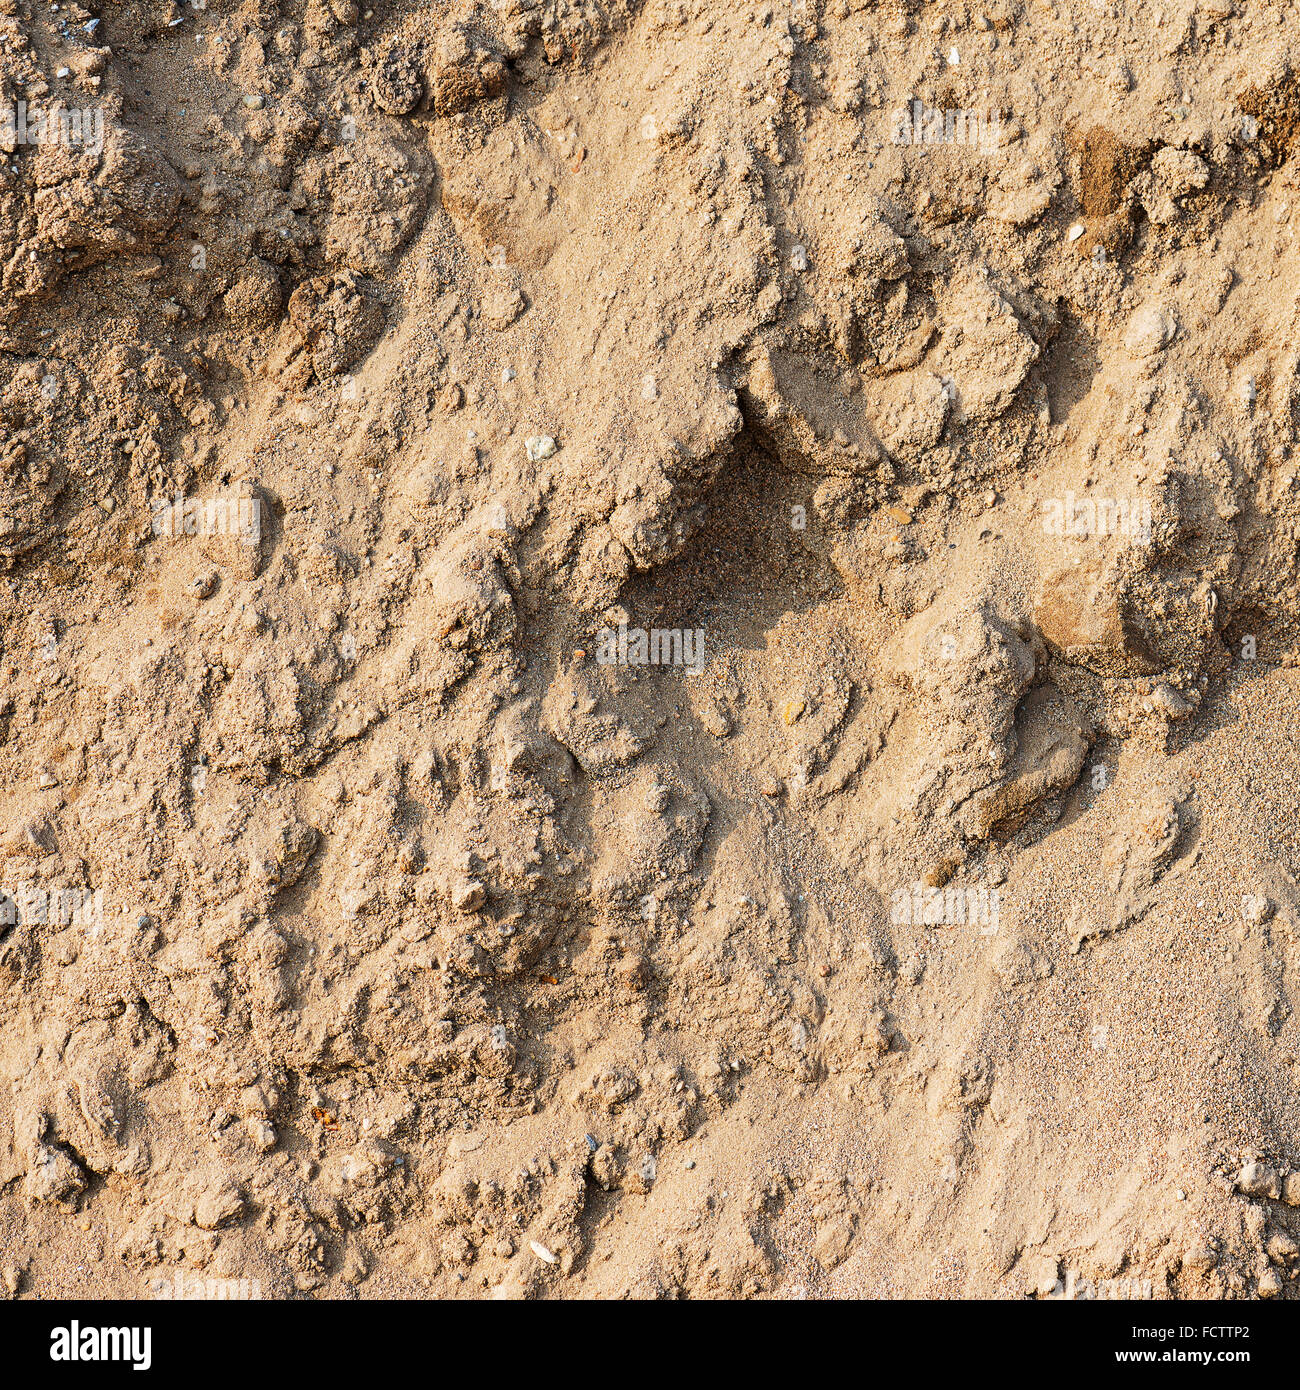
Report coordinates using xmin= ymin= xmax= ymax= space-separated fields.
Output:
xmin=2 ymin=0 xmax=1300 ymax=1300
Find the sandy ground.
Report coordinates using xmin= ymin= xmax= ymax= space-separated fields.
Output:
xmin=2 ymin=0 xmax=1300 ymax=1300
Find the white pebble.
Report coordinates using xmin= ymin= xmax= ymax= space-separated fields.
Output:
xmin=1241 ymin=893 xmax=1273 ymax=926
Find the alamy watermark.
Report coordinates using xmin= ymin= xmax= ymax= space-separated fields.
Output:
xmin=1041 ymin=493 xmax=1151 ymax=545
xmin=49 ymin=1324 xmax=151 ymax=1371
xmin=150 ymin=492 xmax=262 ymax=547
xmin=148 ymin=1271 xmax=262 ymax=1300
xmin=1 ymin=883 xmax=103 ymax=932
xmin=2 ymin=102 xmax=104 ymax=157
xmin=889 ymin=880 xmax=1000 ymax=933
xmin=595 ymin=622 xmax=705 ymax=674
xmin=889 ymin=101 xmax=1002 ymax=156
xmin=1047 ymin=1270 xmax=1153 ymax=1300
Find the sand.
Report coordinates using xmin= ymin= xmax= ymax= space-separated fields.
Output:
xmin=1 ymin=0 xmax=1300 ymax=1301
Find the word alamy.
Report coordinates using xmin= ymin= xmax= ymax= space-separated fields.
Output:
xmin=1042 ymin=492 xmax=1152 ymax=543
xmin=1 ymin=883 xmax=102 ymax=929
xmin=889 ymin=100 xmax=1002 ymax=155
xmin=1048 ymin=1271 xmax=1153 ymax=1300
xmin=2 ymin=102 xmax=104 ymax=156
xmin=149 ymin=1271 xmax=262 ymax=1300
xmin=596 ymin=622 xmax=705 ymax=673
xmin=151 ymin=492 xmax=262 ymax=546
xmin=50 ymin=1324 xmax=151 ymax=1371
xmin=890 ymin=880 xmax=1000 ymax=931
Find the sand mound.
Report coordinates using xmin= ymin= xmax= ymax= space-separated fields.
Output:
xmin=2 ymin=0 xmax=1300 ymax=1301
